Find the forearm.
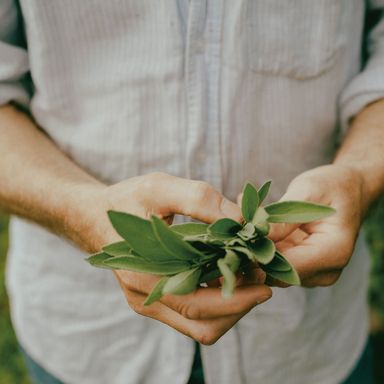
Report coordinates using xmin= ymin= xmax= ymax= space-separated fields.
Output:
xmin=334 ymin=99 xmax=384 ymax=212
xmin=0 ymin=104 xmax=105 ymax=248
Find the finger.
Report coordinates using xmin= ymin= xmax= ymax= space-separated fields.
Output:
xmin=278 ymin=231 xmax=352 ymax=281
xmin=268 ymin=222 xmax=301 ymax=243
xmin=160 ymin=284 xmax=272 ymax=320
xmin=206 ymin=278 xmax=221 ymax=287
xmin=143 ymin=173 xmax=242 ymax=223
xmin=265 ymin=275 xmax=290 ymax=288
xmin=126 ymin=289 xmax=254 ymax=345
xmin=238 ymin=266 xmax=266 ymax=286
xmin=275 ymin=228 xmax=309 ymax=251
xmin=300 ymin=270 xmax=342 ymax=288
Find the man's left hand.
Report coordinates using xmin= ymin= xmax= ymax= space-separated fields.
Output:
xmin=268 ymin=164 xmax=367 ymax=287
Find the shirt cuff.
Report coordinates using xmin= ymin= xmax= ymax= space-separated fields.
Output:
xmin=339 ymin=65 xmax=384 ymax=138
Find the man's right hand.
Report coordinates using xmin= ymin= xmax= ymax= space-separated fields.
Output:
xmin=79 ymin=172 xmax=272 ymax=345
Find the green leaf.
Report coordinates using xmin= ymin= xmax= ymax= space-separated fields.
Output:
xmin=208 ymin=218 xmax=242 ymax=239
xmin=226 ymin=238 xmax=247 ymax=247
xmin=162 ymin=268 xmax=201 ymax=295
xmin=252 ymin=206 xmax=270 ymax=236
xmin=217 ymin=250 xmax=240 ymax=299
xmin=241 ymin=183 xmax=259 ymax=222
xmin=103 ymin=241 xmax=133 ymax=257
xmin=229 ymin=246 xmax=256 ymax=262
xmin=237 ymin=222 xmax=257 ymax=240
xmin=263 ymin=263 xmax=300 ymax=285
xmin=262 ymin=251 xmax=300 ymax=284
xmin=267 ymin=251 xmax=292 ymax=271
xmin=258 ymin=180 xmax=272 ymax=204
xmin=152 ymin=216 xmax=203 ymax=261
xmin=248 ymin=238 xmax=275 ymax=264
xmin=264 ymin=201 xmax=336 ymax=223
xmin=264 ymin=267 xmax=301 ymax=285
xmin=144 ymin=276 xmax=169 ymax=306
xmin=199 ymin=267 xmax=222 ymax=284
xmin=102 ymin=256 xmax=191 ymax=274
xmin=86 ymin=252 xmax=114 ymax=269
xmin=107 ymin=211 xmax=173 ymax=260
xmin=224 ymin=249 xmax=241 ymax=272
xmin=170 ymin=223 xmax=208 ymax=236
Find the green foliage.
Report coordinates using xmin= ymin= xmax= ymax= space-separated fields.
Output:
xmin=365 ymin=197 xmax=384 ymax=318
xmin=88 ymin=181 xmax=335 ymax=303
xmin=0 ymin=214 xmax=30 ymax=383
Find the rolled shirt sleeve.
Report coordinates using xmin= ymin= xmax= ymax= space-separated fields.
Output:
xmin=0 ymin=0 xmax=31 ymax=109
xmin=340 ymin=2 xmax=384 ymax=131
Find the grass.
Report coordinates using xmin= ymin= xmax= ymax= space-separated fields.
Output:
xmin=0 ymin=214 xmax=30 ymax=383
xmin=0 ymin=199 xmax=383 ymax=383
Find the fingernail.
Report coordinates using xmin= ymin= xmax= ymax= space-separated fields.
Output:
xmin=220 ymin=198 xmax=242 ymax=221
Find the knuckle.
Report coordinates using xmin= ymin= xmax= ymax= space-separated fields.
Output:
xmin=141 ymin=172 xmax=168 ymax=191
xmin=128 ymin=300 xmax=145 ymax=315
xmin=178 ymin=302 xmax=201 ymax=320
xmin=192 ymin=181 xmax=215 ymax=205
xmin=148 ymin=171 xmax=167 ymax=180
xmin=195 ymin=330 xmax=220 ymax=346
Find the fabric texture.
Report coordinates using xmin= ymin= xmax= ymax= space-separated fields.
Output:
xmin=2 ymin=1 xmax=383 ymax=383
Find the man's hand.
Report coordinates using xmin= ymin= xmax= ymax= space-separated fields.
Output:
xmin=82 ymin=172 xmax=272 ymax=345
xmin=268 ymin=164 xmax=366 ymax=287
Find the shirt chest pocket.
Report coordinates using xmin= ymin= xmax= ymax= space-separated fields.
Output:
xmin=222 ymin=0 xmax=344 ymax=80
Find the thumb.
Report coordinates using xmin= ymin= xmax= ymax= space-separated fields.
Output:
xmin=153 ymin=175 xmax=242 ymax=223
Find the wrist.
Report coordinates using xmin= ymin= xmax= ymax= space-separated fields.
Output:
xmin=60 ymin=181 xmax=109 ymax=252
xmin=330 ymin=162 xmax=372 ymax=217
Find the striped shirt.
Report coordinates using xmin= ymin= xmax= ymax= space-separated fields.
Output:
xmin=2 ymin=1 xmax=384 ymax=383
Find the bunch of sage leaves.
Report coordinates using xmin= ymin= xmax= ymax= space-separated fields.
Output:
xmin=87 ymin=181 xmax=335 ymax=305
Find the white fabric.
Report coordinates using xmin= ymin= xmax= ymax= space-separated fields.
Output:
xmin=2 ymin=1 xmax=382 ymax=383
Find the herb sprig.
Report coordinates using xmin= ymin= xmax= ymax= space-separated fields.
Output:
xmin=87 ymin=181 xmax=335 ymax=304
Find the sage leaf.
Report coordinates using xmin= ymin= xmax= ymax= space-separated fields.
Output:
xmin=183 ymin=234 xmax=210 ymax=242
xmin=217 ymin=250 xmax=240 ymax=298
xmin=252 ymin=206 xmax=270 ymax=236
xmin=152 ymin=216 xmax=203 ymax=261
xmin=229 ymin=246 xmax=256 ymax=262
xmin=265 ymin=251 xmax=292 ymax=272
xmin=224 ymin=249 xmax=241 ymax=272
xmin=144 ymin=276 xmax=169 ymax=306
xmin=103 ymin=241 xmax=133 ymax=257
xmin=263 ymin=262 xmax=301 ymax=285
xmin=258 ymin=180 xmax=271 ymax=204
xmin=162 ymin=268 xmax=201 ymax=295
xmin=237 ymin=222 xmax=256 ymax=241
xmin=264 ymin=201 xmax=336 ymax=223
xmin=241 ymin=183 xmax=259 ymax=222
xmin=199 ymin=268 xmax=222 ymax=284
xmin=226 ymin=238 xmax=247 ymax=247
xmin=86 ymin=252 xmax=114 ymax=269
xmin=248 ymin=238 xmax=276 ymax=264
xmin=208 ymin=218 xmax=242 ymax=239
xmin=103 ymin=256 xmax=191 ymax=274
xmin=170 ymin=223 xmax=208 ymax=236
xmin=107 ymin=211 xmax=172 ymax=260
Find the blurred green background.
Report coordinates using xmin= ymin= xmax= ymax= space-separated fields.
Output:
xmin=0 ymin=200 xmax=384 ymax=383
